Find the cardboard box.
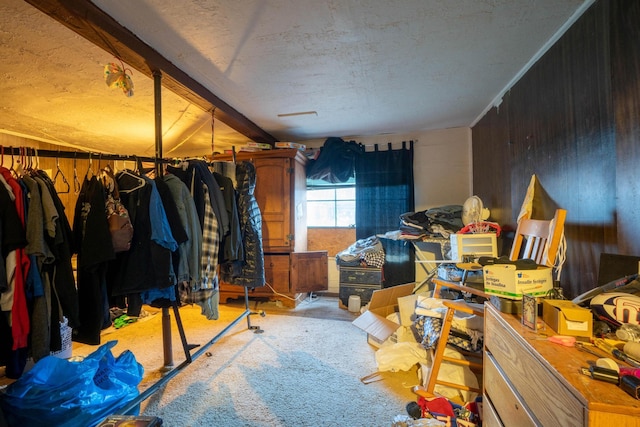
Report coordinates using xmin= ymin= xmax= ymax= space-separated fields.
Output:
xmin=352 ymin=283 xmax=414 ymax=347
xmin=275 ymin=141 xmax=306 ymax=150
xmin=483 ymin=264 xmax=553 ymax=300
xmin=542 ymin=299 xmax=593 ymax=338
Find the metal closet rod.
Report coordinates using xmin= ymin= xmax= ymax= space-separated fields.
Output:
xmin=0 ymin=146 xmax=159 ymax=164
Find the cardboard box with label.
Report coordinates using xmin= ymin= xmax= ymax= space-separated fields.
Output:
xmin=352 ymin=283 xmax=415 ymax=347
xmin=483 ymin=264 xmax=553 ymax=300
xmin=542 ymin=299 xmax=593 ymax=338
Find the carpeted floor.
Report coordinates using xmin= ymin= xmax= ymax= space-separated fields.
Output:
xmin=224 ymin=292 xmax=358 ymax=321
xmin=69 ymin=294 xmax=420 ymax=426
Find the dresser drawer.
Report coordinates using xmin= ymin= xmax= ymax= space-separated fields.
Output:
xmin=485 ymin=307 xmax=584 ymax=426
xmin=484 ymin=352 xmax=537 ymax=426
xmin=481 ymin=393 xmax=504 ymax=427
xmin=339 ymin=267 xmax=382 ymax=285
xmin=339 ymin=282 xmax=381 ymax=306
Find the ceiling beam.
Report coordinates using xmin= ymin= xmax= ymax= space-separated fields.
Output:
xmin=24 ymin=0 xmax=277 ymax=145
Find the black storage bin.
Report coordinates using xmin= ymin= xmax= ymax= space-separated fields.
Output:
xmin=338 ymin=266 xmax=383 ymax=306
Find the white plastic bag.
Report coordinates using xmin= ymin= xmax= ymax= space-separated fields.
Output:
xmin=375 ymin=342 xmax=429 ymax=372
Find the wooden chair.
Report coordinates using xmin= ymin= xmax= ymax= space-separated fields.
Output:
xmin=509 ymin=208 xmax=567 ymax=267
xmin=414 ymin=209 xmax=567 ymax=399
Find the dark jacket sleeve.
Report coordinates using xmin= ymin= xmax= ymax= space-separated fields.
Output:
xmin=220 ymin=161 xmax=264 ymax=287
xmin=214 ymin=172 xmax=243 ymax=263
xmin=154 ymin=177 xmax=188 ymax=244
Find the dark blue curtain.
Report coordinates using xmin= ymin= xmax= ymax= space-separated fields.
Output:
xmin=355 ymin=141 xmax=415 ymax=287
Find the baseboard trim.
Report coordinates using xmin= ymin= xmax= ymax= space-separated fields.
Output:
xmin=317 ymin=291 xmax=339 ymax=298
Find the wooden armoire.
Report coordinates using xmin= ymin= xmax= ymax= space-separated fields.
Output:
xmin=214 ymin=148 xmax=328 ymax=307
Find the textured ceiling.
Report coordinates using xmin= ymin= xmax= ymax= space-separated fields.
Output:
xmin=0 ymin=0 xmax=591 ymax=157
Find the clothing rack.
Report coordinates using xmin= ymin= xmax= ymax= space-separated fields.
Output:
xmin=0 ymin=143 xmax=266 ymax=405
xmin=1 ymin=70 xmax=266 ymax=415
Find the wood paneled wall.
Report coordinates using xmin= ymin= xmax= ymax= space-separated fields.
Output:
xmin=472 ymin=0 xmax=640 ymax=298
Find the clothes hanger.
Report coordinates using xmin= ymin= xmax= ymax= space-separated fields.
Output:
xmin=24 ymin=147 xmax=30 ymax=171
xmin=117 ymin=157 xmax=146 ymax=193
xmin=28 ymin=148 xmax=40 ymax=176
xmin=53 ymin=151 xmax=70 ymax=194
xmin=14 ymin=147 xmax=24 ymax=178
xmin=85 ymin=152 xmax=94 ymax=179
xmin=73 ymin=152 xmax=81 ymax=194
xmin=26 ymin=147 xmax=34 ymax=173
xmin=25 ymin=148 xmax=34 ymax=177
xmin=8 ymin=147 xmax=17 ymax=178
xmin=117 ymin=171 xmax=145 ymax=193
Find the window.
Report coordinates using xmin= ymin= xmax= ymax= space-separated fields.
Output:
xmin=307 ymin=178 xmax=355 ymax=227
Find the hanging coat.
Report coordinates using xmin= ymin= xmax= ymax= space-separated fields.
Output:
xmin=0 ymin=169 xmax=29 ymax=378
xmin=166 ymin=160 xmax=229 ymax=238
xmin=214 ymin=172 xmax=243 ymax=265
xmin=72 ymin=176 xmax=115 ymax=345
xmin=220 ymin=161 xmax=264 ymax=287
xmin=36 ymin=170 xmax=80 ymax=331
xmin=110 ymin=174 xmax=175 ymax=298
xmin=163 ymin=174 xmax=202 ymax=287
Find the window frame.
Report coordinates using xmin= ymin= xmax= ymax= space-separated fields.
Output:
xmin=306 ymin=179 xmax=355 ymax=228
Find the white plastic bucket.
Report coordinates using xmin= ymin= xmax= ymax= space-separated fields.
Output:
xmin=348 ymin=295 xmax=361 ymax=313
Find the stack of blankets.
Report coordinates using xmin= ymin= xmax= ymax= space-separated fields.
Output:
xmin=399 ymin=205 xmax=464 ymax=239
xmin=335 ymin=236 xmax=385 ymax=268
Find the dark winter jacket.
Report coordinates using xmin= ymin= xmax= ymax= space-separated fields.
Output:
xmin=167 ymin=161 xmax=230 ymax=238
xmin=213 ymin=172 xmax=243 ymax=264
xmin=220 ymin=161 xmax=264 ymax=287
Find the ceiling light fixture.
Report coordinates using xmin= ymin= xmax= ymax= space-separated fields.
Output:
xmin=277 ymin=111 xmax=318 ymax=118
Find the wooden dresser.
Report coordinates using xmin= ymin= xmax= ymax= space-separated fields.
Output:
xmin=484 ymin=302 xmax=640 ymax=426
xmin=214 ymin=149 xmax=328 ymax=307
